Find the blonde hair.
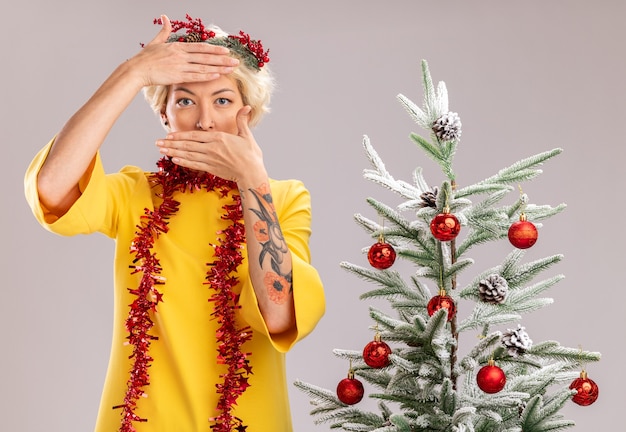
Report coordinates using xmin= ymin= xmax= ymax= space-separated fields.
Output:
xmin=143 ymin=25 xmax=276 ymax=128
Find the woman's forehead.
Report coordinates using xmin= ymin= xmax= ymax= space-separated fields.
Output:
xmin=169 ymin=76 xmax=240 ymax=96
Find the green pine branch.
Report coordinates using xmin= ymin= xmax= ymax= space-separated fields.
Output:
xmin=363 ymin=135 xmax=426 ymax=201
xmin=520 ymin=390 xmax=577 ymax=432
xmin=476 ymin=149 xmax=563 ymax=187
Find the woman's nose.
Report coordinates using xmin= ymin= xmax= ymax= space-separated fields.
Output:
xmin=196 ymin=110 xmax=215 ymax=130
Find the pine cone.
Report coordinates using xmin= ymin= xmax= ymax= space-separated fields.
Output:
xmin=184 ymin=32 xmax=204 ymax=42
xmin=418 ymin=187 xmax=439 ymax=208
xmin=518 ymin=401 xmax=527 ymax=418
xmin=432 ymin=112 xmax=462 ymax=141
xmin=478 ymin=274 xmax=508 ymax=304
xmin=502 ymin=324 xmax=533 ymax=357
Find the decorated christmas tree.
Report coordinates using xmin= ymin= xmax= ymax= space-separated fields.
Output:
xmin=294 ymin=60 xmax=601 ymax=431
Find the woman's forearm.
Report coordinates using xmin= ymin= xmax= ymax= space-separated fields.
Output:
xmin=37 ymin=60 xmax=144 ymax=216
xmin=239 ymin=176 xmax=296 ymax=335
xmin=37 ymin=18 xmax=236 ymax=217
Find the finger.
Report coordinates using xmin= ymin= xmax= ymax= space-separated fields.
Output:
xmin=156 ymin=139 xmax=200 ymax=159
xmin=147 ymin=14 xmax=172 ymax=46
xmin=236 ymin=106 xmax=253 ymax=137
xmin=162 ymin=131 xmax=209 ymax=143
xmin=182 ymin=42 xmax=232 ymax=56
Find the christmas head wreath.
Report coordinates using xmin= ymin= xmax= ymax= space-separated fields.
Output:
xmin=157 ymin=14 xmax=270 ymax=71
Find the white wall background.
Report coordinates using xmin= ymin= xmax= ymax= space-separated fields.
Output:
xmin=3 ymin=0 xmax=624 ymax=430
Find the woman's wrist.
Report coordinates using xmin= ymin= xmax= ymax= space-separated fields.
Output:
xmin=112 ymin=56 xmax=151 ymax=92
xmin=236 ymin=163 xmax=269 ymax=190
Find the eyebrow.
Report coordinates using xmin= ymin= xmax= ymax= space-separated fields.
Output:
xmin=171 ymin=87 xmax=236 ymax=97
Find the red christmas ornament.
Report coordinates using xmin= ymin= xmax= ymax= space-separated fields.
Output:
xmin=570 ymin=370 xmax=599 ymax=406
xmin=363 ymin=333 xmax=392 ymax=368
xmin=336 ymin=370 xmax=364 ymax=405
xmin=368 ymin=240 xmax=396 ymax=269
xmin=477 ymin=360 xmax=506 ymax=393
xmin=427 ymin=289 xmax=456 ymax=322
xmin=508 ymin=213 xmax=538 ymax=249
xmin=430 ymin=209 xmax=461 ymax=242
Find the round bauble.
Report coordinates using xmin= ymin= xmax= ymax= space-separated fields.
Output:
xmin=508 ymin=220 xmax=538 ymax=249
xmin=477 ymin=363 xmax=506 ymax=394
xmin=427 ymin=293 xmax=456 ymax=322
xmin=336 ymin=376 xmax=364 ymax=405
xmin=363 ymin=339 xmax=392 ymax=368
xmin=430 ymin=212 xmax=461 ymax=242
xmin=570 ymin=372 xmax=599 ymax=406
xmin=367 ymin=241 xmax=396 ymax=269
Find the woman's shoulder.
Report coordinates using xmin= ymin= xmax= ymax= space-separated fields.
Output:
xmin=118 ymin=164 xmax=152 ymax=177
xmin=103 ymin=165 xmax=154 ymax=197
xmin=268 ymin=178 xmax=309 ymax=197
xmin=269 ymin=178 xmax=306 ymax=191
xmin=268 ymin=178 xmax=311 ymax=210
xmin=112 ymin=165 xmax=153 ymax=184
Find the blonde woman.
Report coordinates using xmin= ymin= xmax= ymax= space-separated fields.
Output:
xmin=25 ymin=15 xmax=325 ymax=432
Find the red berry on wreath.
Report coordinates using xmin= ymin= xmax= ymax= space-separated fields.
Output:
xmin=477 ymin=359 xmax=506 ymax=393
xmin=430 ymin=208 xmax=461 ymax=242
xmin=363 ymin=332 xmax=392 ymax=368
xmin=570 ymin=370 xmax=599 ymax=406
xmin=508 ymin=213 xmax=538 ymax=249
xmin=427 ymin=289 xmax=456 ymax=322
xmin=336 ymin=369 xmax=364 ymax=405
xmin=368 ymin=240 xmax=396 ymax=269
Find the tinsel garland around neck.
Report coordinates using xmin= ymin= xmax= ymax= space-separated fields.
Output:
xmin=115 ymin=157 xmax=252 ymax=432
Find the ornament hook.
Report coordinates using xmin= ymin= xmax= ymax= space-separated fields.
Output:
xmin=517 ymin=184 xmax=528 ymax=216
xmin=578 ymin=344 xmax=587 ymax=373
xmin=378 ymin=217 xmax=386 ymax=243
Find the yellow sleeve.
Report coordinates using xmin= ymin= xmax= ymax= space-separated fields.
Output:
xmin=24 ymin=137 xmax=146 ymax=238
xmin=238 ymin=179 xmax=325 ymax=353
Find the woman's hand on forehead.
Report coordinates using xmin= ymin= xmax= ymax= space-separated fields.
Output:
xmin=130 ymin=15 xmax=240 ymax=88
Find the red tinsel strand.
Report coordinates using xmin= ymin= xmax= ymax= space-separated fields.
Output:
xmin=117 ymin=157 xmax=251 ymax=432
xmin=118 ymin=176 xmax=175 ymax=430
xmin=203 ymin=192 xmax=251 ymax=431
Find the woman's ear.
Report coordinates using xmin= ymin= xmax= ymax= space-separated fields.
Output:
xmin=160 ymin=112 xmax=170 ymax=130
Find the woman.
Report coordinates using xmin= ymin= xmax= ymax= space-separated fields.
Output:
xmin=24 ymin=14 xmax=325 ymax=432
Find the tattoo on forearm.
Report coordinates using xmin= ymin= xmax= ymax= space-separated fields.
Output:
xmin=249 ymin=184 xmax=293 ymax=305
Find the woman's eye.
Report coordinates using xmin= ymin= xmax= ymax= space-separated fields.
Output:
xmin=216 ymin=98 xmax=231 ymax=106
xmin=177 ymin=98 xmax=194 ymax=107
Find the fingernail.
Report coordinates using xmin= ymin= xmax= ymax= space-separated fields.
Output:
xmin=156 ymin=140 xmax=164 ymax=146
xmin=229 ymin=58 xmax=240 ymax=66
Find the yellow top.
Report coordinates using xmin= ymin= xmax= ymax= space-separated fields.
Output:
xmin=24 ymin=140 xmax=325 ymax=432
